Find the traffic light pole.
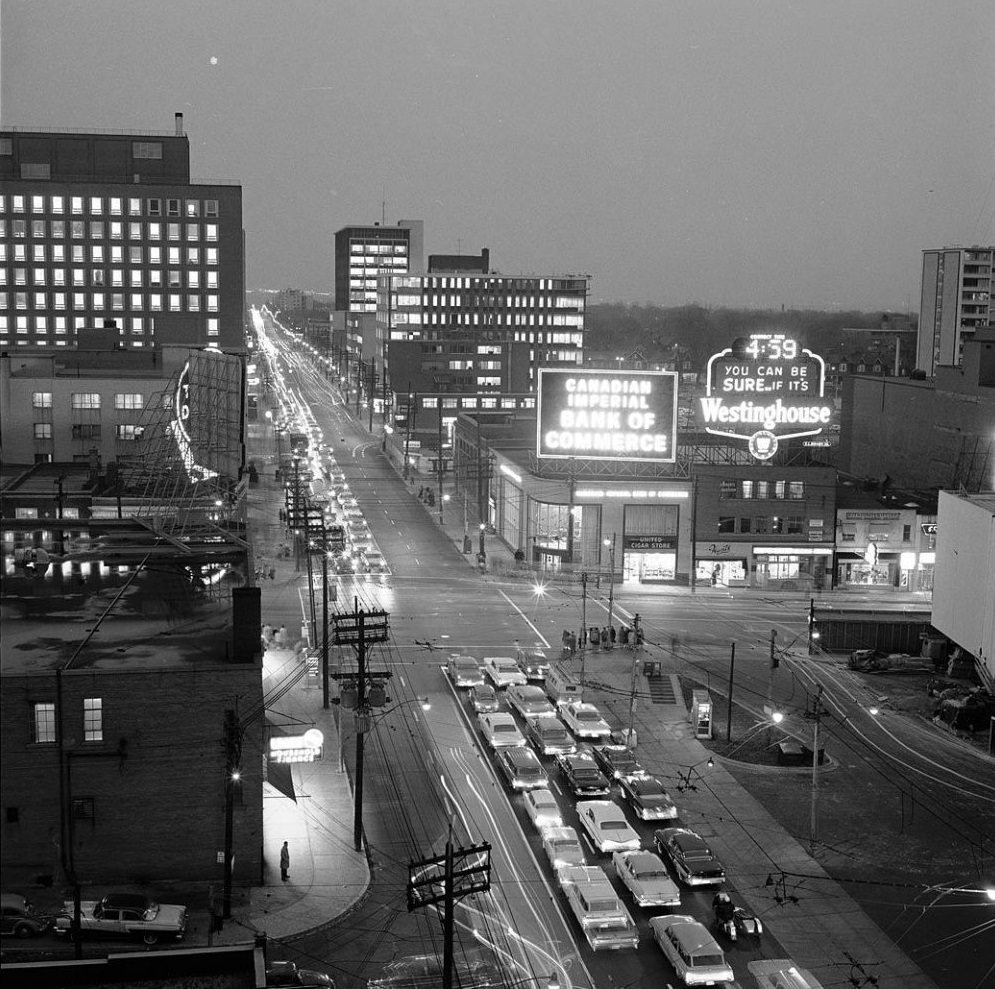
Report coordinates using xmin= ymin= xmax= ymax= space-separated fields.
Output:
xmin=353 ymin=611 xmax=367 ymax=852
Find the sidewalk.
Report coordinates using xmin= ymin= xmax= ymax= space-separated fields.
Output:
xmin=213 ymin=418 xmax=370 ymax=944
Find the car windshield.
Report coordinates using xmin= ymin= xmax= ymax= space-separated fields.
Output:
xmin=575 ymin=710 xmax=600 ymax=722
xmin=456 ymin=660 xmax=476 ymax=670
xmin=494 ymin=724 xmax=517 ymax=733
xmin=573 ymin=769 xmax=600 ymax=781
xmin=601 ymin=821 xmax=629 ymax=831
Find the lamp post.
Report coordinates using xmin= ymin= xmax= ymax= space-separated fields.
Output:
xmin=675 ymin=756 xmax=715 ymax=793
xmin=478 ymin=522 xmax=486 ymax=565
xmin=604 ymin=534 xmax=617 ymax=641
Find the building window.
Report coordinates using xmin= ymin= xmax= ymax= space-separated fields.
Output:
xmin=167 ymin=199 xmax=180 ymax=216
xmin=186 ymin=223 xmax=199 ymax=241
xmin=72 ymin=424 xmax=102 ymax=440
xmin=205 ymin=200 xmax=219 ymax=217
xmin=788 ymin=481 xmax=805 ymax=500
xmin=128 ymin=197 xmax=141 ymax=215
xmin=116 ymin=424 xmax=142 ymax=440
xmin=167 ymin=223 xmax=180 ymax=241
xmin=89 ymin=196 xmax=103 ymax=215
xmin=207 ymin=318 xmax=219 ymax=337
xmin=147 ymin=199 xmax=161 ymax=216
xmin=787 ymin=516 xmax=804 ymax=535
xmin=205 ymin=224 xmax=218 ymax=243
xmin=21 ymin=163 xmax=51 ymax=179
xmin=169 ymin=294 xmax=181 ymax=311
xmin=717 ymin=516 xmax=735 ymax=534
xmin=34 ymin=703 xmax=56 ymax=743
xmin=83 ymin=698 xmax=103 ymax=741
xmin=33 ymin=423 xmax=53 ymax=439
xmin=72 ymin=797 xmax=95 ymax=820
xmin=719 ymin=480 xmax=736 ymax=499
xmin=133 ymin=142 xmax=163 ymax=159
xmin=71 ymin=393 xmax=101 ymax=410
xmin=52 ymin=195 xmax=64 ymax=214
xmin=739 ymin=517 xmax=752 ymax=533
xmin=32 ymin=391 xmax=52 ymax=408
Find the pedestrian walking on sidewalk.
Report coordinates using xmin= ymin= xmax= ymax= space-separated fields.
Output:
xmin=280 ymin=841 xmax=290 ymax=881
xmin=276 ymin=625 xmax=287 ymax=647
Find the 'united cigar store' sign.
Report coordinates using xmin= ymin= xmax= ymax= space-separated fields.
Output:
xmin=537 ymin=369 xmax=678 ymax=463
xmin=701 ymin=334 xmax=832 ymax=460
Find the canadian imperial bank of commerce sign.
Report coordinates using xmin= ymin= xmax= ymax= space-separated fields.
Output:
xmin=700 ymin=335 xmax=831 ymax=460
xmin=537 ymin=369 xmax=678 ymax=463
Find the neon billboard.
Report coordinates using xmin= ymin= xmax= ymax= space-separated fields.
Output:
xmin=537 ymin=369 xmax=678 ymax=462
xmin=700 ymin=335 xmax=830 ymax=460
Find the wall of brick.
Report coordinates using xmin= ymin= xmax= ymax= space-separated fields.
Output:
xmin=1 ymin=663 xmax=263 ymax=885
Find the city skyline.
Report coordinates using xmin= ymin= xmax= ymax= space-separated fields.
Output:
xmin=2 ymin=0 xmax=993 ymax=312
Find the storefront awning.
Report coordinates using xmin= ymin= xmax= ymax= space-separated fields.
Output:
xmin=836 ymin=551 xmax=864 ymax=561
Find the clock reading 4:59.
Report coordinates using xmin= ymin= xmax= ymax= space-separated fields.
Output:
xmin=732 ymin=335 xmax=798 ymax=361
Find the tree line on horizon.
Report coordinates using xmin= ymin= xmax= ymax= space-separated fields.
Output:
xmin=585 ymin=303 xmax=916 ymax=366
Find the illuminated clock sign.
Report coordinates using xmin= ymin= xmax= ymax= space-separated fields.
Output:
xmin=700 ymin=334 xmax=831 ymax=460
xmin=537 ymin=369 xmax=678 ymax=463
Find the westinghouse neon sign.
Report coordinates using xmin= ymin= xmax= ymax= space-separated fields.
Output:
xmin=168 ymin=360 xmax=219 ymax=482
xmin=700 ymin=335 xmax=831 ymax=460
xmin=537 ymin=369 xmax=678 ymax=462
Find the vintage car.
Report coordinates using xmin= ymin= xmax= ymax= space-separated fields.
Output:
xmin=55 ymin=892 xmax=187 ymax=944
xmin=559 ymin=865 xmax=639 ymax=951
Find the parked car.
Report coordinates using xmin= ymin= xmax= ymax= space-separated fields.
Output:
xmin=560 ymin=701 xmax=613 ymax=741
xmin=515 ymin=646 xmax=550 ymax=681
xmin=523 ymin=788 xmax=563 ymax=831
xmin=469 ymin=683 xmax=499 ymax=713
xmin=591 ymin=744 xmax=646 ymax=781
xmin=576 ymin=800 xmax=641 ymax=854
xmin=525 ymin=714 xmax=577 ymax=757
xmin=542 ymin=827 xmax=586 ymax=882
xmin=555 ymin=751 xmax=611 ymax=797
xmin=54 ymin=892 xmax=187 ymax=944
xmin=267 ymin=959 xmax=337 ymax=987
xmin=0 ymin=892 xmax=53 ymax=937
xmin=613 ymin=850 xmax=682 ymax=908
xmin=648 ymin=915 xmax=734 ymax=986
xmin=506 ymin=684 xmax=555 ymax=719
xmin=496 ymin=745 xmax=547 ymax=790
xmin=446 ymin=654 xmax=484 ymax=688
xmin=654 ymin=827 xmax=726 ymax=887
xmin=478 ymin=711 xmax=525 ymax=748
xmin=482 ymin=656 xmax=527 ymax=689
xmin=367 ymin=953 xmax=503 ymax=989
xmin=619 ymin=775 xmax=679 ymax=821
xmin=560 ymin=865 xmax=640 ymax=951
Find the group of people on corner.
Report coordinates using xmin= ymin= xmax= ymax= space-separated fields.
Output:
xmin=560 ymin=623 xmax=644 ymax=657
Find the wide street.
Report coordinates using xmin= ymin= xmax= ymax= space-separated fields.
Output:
xmin=256 ymin=312 xmax=994 ymax=989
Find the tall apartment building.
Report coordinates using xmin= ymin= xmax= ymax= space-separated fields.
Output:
xmin=334 ymin=220 xmax=424 ymax=313
xmin=378 ymin=270 xmax=589 ymax=393
xmin=0 ymin=115 xmax=245 ymax=352
xmin=917 ymin=246 xmax=993 ymax=375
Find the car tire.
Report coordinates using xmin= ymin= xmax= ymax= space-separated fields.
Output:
xmin=143 ymin=932 xmax=160 ymax=945
xmin=14 ymin=923 xmax=34 ymax=938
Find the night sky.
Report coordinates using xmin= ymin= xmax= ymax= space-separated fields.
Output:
xmin=3 ymin=0 xmax=993 ymax=309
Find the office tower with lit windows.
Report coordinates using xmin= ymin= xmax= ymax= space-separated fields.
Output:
xmin=333 ymin=220 xmax=423 ymax=313
xmin=916 ymin=246 xmax=993 ymax=375
xmin=0 ymin=115 xmax=245 ymax=352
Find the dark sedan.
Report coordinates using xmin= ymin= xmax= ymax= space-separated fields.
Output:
xmin=590 ymin=744 xmax=647 ymax=781
xmin=555 ymin=751 xmax=611 ymax=797
xmin=654 ymin=827 xmax=726 ymax=886
xmin=619 ymin=775 xmax=679 ymax=821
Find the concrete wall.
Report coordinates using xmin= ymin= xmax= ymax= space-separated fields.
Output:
xmin=0 ymin=663 xmax=264 ymax=885
xmin=933 ymin=492 xmax=995 ymax=686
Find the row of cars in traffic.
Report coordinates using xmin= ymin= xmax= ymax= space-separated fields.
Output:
xmin=443 ymin=647 xmax=737 ymax=987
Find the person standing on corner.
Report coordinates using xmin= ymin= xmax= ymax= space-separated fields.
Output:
xmin=280 ymin=841 xmax=290 ymax=882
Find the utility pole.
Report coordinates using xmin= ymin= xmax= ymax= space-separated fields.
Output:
xmin=726 ymin=642 xmax=736 ymax=742
xmin=579 ymin=571 xmax=588 ymax=676
xmin=321 ymin=553 xmax=330 ymax=709
xmin=565 ymin=459 xmax=576 ymax=564
xmin=689 ymin=470 xmax=698 ymax=594
xmin=807 ymin=685 xmax=828 ymax=853
xmin=606 ymin=534 xmax=617 ymax=639
xmin=407 ymin=832 xmax=492 ymax=989
xmin=626 ymin=633 xmax=639 ymax=748
xmin=368 ymin=364 xmax=376 ymax=433
xmin=331 ymin=606 xmax=390 ymax=852
xmin=403 ymin=383 xmax=413 ymax=480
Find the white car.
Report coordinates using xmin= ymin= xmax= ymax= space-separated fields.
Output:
xmin=478 ymin=712 xmax=525 ymax=749
xmin=560 ymin=865 xmax=639 ymax=951
xmin=576 ymin=800 xmax=641 ymax=854
xmin=505 ymin=684 xmax=555 ymax=719
xmin=482 ymin=656 xmax=527 ymax=689
xmin=561 ymin=702 xmax=613 ymax=741
xmin=613 ymin=850 xmax=682 ymax=908
xmin=362 ymin=549 xmax=388 ymax=575
xmin=649 ymin=915 xmax=734 ymax=986
xmin=446 ymin=654 xmax=484 ymax=688
xmin=523 ymin=788 xmax=563 ymax=831
xmin=542 ymin=827 xmax=586 ymax=881
xmin=618 ymin=775 xmax=679 ymax=821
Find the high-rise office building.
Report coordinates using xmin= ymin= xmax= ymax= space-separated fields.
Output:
xmin=917 ymin=246 xmax=993 ymax=375
xmin=0 ymin=115 xmax=245 ymax=353
xmin=334 ymin=220 xmax=423 ymax=313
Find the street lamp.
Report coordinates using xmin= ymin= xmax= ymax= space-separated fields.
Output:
xmin=478 ymin=522 xmax=486 ymax=565
xmin=675 ymin=756 xmax=715 ymax=793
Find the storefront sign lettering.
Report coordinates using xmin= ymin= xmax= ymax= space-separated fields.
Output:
xmin=624 ymin=534 xmax=674 ymax=551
